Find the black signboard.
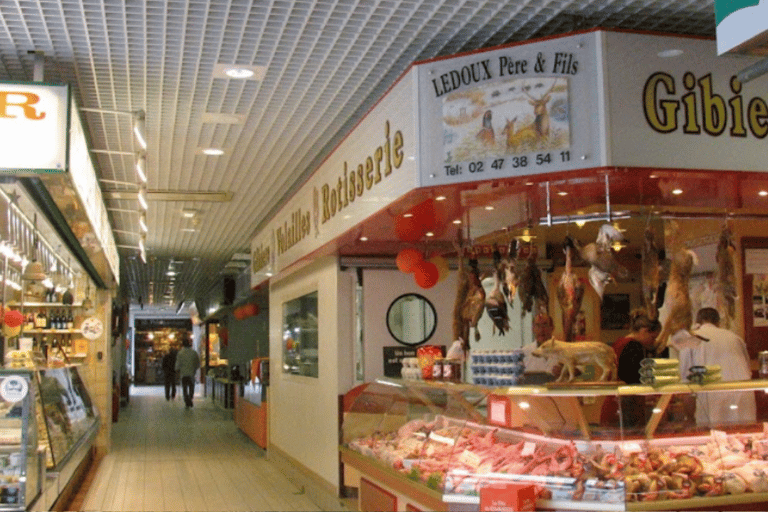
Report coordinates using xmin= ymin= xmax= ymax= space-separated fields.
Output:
xmin=382 ymin=346 xmax=418 ymax=378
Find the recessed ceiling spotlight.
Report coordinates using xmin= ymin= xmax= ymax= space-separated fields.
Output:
xmin=403 ymin=213 xmax=414 ymax=218
xmin=649 ymin=174 xmax=658 ymax=179
xmin=452 ymin=219 xmax=462 ymax=225
xmin=485 ymin=205 xmax=495 ymax=210
xmin=658 ymin=49 xmax=684 ymax=58
xmin=557 ymin=191 xmax=568 ymax=196
xmin=425 ymin=232 xmax=434 ymax=237
xmin=672 ymin=188 xmax=683 ymax=195
xmin=760 ymin=190 xmax=768 ymax=197
xmin=213 ymin=63 xmax=266 ymax=80
xmin=201 ymin=148 xmax=224 ymax=156
xmin=226 ymin=68 xmax=254 ymax=79
xmin=435 ymin=195 xmax=446 ymax=201
xmin=359 ymin=236 xmax=368 ymax=241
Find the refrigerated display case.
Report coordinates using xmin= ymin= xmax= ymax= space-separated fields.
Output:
xmin=0 ymin=370 xmax=42 ymax=511
xmin=340 ymin=378 xmax=768 ymax=511
xmin=35 ymin=366 xmax=98 ymax=470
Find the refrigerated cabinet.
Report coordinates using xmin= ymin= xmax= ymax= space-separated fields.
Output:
xmin=341 ymin=378 xmax=768 ymax=511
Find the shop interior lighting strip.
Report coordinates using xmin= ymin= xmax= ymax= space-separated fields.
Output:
xmin=0 ymin=188 xmax=76 ymax=276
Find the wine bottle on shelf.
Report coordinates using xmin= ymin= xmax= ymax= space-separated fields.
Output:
xmin=35 ymin=311 xmax=46 ymax=329
xmin=67 ymin=310 xmax=74 ymax=330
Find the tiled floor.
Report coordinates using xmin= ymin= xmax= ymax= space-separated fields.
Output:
xmin=78 ymin=386 xmax=322 ymax=512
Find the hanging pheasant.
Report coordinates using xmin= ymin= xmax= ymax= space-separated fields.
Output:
xmin=556 ymin=235 xmax=585 ymax=341
xmin=485 ymin=244 xmax=510 ymax=335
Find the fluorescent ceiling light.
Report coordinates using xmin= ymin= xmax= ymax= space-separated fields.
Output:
xmin=139 ymin=213 xmax=148 ymax=232
xmin=201 ymin=148 xmax=225 ymax=156
xmin=182 ymin=209 xmax=197 ymax=218
xmin=133 ymin=110 xmax=147 ymax=150
xmin=135 ymin=153 xmax=147 ymax=183
xmin=202 ymin=113 xmax=246 ymax=125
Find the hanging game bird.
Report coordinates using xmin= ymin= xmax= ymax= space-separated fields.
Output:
xmin=556 ymin=236 xmax=585 ymax=341
xmin=485 ymin=244 xmax=510 ymax=335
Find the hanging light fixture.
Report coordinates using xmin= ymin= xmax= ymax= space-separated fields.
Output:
xmin=81 ymin=280 xmax=94 ymax=312
xmin=22 ymin=214 xmax=46 ymax=281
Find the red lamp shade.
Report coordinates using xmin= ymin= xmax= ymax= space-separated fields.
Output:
xmin=396 ymin=248 xmax=423 ymax=273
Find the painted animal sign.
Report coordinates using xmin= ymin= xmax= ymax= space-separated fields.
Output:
xmin=442 ymin=77 xmax=570 ymax=164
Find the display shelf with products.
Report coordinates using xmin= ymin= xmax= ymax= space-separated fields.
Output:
xmin=341 ymin=378 xmax=768 ymax=511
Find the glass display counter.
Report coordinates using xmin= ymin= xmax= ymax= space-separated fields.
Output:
xmin=0 ymin=370 xmax=42 ymax=510
xmin=35 ymin=366 xmax=99 ymax=470
xmin=341 ymin=378 xmax=768 ymax=511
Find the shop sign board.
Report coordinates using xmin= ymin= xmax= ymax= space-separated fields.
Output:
xmin=416 ymin=32 xmax=604 ymax=187
xmin=67 ymin=102 xmax=120 ymax=283
xmin=604 ymin=31 xmax=768 ymax=172
xmin=715 ymin=0 xmax=768 ymax=55
xmin=0 ymin=82 xmax=69 ymax=173
xmin=252 ymin=72 xmax=418 ymax=279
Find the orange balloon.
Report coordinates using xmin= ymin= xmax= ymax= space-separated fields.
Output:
xmin=396 ymin=248 xmax=423 ymax=273
xmin=414 ymin=260 xmax=439 ymax=289
xmin=243 ymin=303 xmax=260 ymax=317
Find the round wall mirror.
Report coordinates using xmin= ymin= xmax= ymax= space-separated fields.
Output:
xmin=386 ymin=293 xmax=437 ymax=346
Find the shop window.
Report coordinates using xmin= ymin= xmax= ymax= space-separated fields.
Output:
xmin=282 ymin=291 xmax=318 ymax=377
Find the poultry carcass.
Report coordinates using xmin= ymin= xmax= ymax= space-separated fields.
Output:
xmin=578 ymin=223 xmax=629 ymax=300
xmin=656 ymin=246 xmax=698 ymax=351
xmin=642 ymin=226 xmax=661 ymax=321
xmin=716 ymin=226 xmax=737 ymax=329
xmin=518 ymin=243 xmax=549 ymax=315
xmin=557 ymin=236 xmax=585 ymax=341
xmin=461 ymin=256 xmax=486 ymax=342
xmin=485 ymin=244 xmax=510 ymax=335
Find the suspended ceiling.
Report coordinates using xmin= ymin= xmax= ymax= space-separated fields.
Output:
xmin=0 ymin=0 xmax=726 ymax=312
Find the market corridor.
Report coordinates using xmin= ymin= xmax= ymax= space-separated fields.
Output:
xmin=76 ymin=386 xmax=321 ymax=512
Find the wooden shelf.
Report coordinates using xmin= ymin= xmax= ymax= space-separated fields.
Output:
xmin=22 ymin=330 xmax=81 ymax=335
xmin=9 ymin=302 xmax=83 ymax=308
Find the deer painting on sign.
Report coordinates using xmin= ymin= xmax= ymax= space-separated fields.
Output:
xmin=523 ymin=79 xmax=557 ymax=139
xmin=501 ymin=79 xmax=560 ymax=154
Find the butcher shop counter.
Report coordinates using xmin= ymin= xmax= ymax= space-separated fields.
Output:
xmin=340 ymin=378 xmax=768 ymax=511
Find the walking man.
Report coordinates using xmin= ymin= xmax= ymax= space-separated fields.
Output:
xmin=175 ymin=339 xmax=201 ymax=408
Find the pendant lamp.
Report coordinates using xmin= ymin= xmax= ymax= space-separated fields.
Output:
xmin=22 ymin=214 xmax=46 ymax=282
xmin=81 ymin=281 xmax=94 ymax=312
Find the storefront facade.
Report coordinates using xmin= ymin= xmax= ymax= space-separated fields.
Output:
xmin=250 ymin=29 xmax=768 ymax=510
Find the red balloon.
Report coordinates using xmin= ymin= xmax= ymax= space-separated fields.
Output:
xmin=396 ymin=248 xmax=423 ymax=273
xmin=412 ymin=199 xmax=436 ymax=233
xmin=3 ymin=310 xmax=23 ymax=328
xmin=395 ymin=214 xmax=424 ymax=242
xmin=414 ymin=260 xmax=439 ymax=289
xmin=243 ymin=303 xmax=260 ymax=317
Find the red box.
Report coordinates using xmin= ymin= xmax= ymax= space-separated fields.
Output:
xmin=486 ymin=394 xmax=511 ymax=427
xmin=480 ymin=482 xmax=537 ymax=512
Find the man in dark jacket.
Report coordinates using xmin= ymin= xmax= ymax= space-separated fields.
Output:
xmin=162 ymin=346 xmax=178 ymax=401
